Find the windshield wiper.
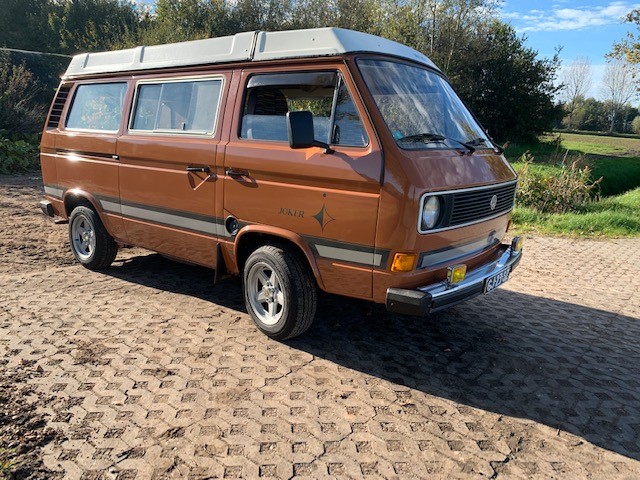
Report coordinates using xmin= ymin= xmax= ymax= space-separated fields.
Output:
xmin=465 ymin=136 xmax=505 ymax=154
xmin=465 ymin=137 xmax=487 ymax=146
xmin=396 ymin=133 xmax=475 ymax=154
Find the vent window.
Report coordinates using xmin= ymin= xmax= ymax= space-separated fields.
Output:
xmin=47 ymin=85 xmax=72 ymax=128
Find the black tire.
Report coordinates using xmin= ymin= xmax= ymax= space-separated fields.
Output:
xmin=243 ymin=244 xmax=317 ymax=340
xmin=68 ymin=205 xmax=117 ymax=270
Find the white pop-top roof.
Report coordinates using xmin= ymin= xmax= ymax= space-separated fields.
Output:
xmin=63 ymin=27 xmax=438 ymax=78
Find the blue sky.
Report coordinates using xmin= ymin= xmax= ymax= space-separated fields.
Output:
xmin=500 ymin=1 xmax=640 ymax=99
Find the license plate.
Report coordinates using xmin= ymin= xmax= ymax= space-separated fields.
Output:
xmin=484 ymin=267 xmax=511 ymax=294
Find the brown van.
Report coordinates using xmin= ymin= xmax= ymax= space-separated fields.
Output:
xmin=39 ymin=28 xmax=523 ymax=339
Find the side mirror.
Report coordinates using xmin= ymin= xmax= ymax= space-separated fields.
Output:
xmin=286 ymin=111 xmax=334 ymax=154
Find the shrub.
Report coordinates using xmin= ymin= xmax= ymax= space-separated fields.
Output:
xmin=516 ymin=152 xmax=602 ymax=214
xmin=0 ymin=133 xmax=40 ymax=174
xmin=632 ymin=116 xmax=640 ymax=135
xmin=0 ymin=53 xmax=46 ymax=136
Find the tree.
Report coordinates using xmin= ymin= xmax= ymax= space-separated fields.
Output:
xmin=451 ymin=21 xmax=563 ymax=142
xmin=48 ymin=0 xmax=142 ymax=53
xmin=0 ymin=0 xmax=58 ymax=53
xmin=561 ymin=56 xmax=592 ymax=129
xmin=600 ymin=58 xmax=637 ymax=132
xmin=611 ymin=9 xmax=640 ymax=64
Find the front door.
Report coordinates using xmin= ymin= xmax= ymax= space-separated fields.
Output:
xmin=116 ymin=73 xmax=230 ymax=267
xmin=223 ymin=65 xmax=383 ymax=298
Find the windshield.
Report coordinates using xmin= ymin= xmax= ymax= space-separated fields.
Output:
xmin=358 ymin=59 xmax=492 ymax=150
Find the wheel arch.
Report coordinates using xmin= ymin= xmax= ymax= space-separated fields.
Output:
xmin=234 ymin=225 xmax=326 ymax=291
xmin=63 ymin=189 xmax=103 ymax=218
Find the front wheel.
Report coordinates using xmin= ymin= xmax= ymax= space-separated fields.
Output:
xmin=68 ymin=205 xmax=118 ymax=270
xmin=243 ymin=245 xmax=317 ymax=340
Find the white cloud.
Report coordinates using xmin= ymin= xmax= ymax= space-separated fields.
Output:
xmin=503 ymin=1 xmax=640 ymax=32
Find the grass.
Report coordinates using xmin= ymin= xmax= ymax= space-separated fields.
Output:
xmin=506 ymin=132 xmax=640 ymax=238
xmin=512 ymin=188 xmax=640 ymax=237
xmin=506 ymin=132 xmax=640 ymax=197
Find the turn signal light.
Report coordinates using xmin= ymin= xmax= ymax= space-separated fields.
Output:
xmin=511 ymin=236 xmax=523 ymax=253
xmin=447 ymin=264 xmax=467 ymax=284
xmin=391 ymin=253 xmax=417 ymax=272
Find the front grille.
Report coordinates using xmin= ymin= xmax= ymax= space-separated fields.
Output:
xmin=449 ymin=182 xmax=517 ymax=226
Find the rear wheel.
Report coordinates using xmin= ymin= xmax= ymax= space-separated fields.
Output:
xmin=68 ymin=205 xmax=117 ymax=270
xmin=243 ymin=244 xmax=317 ymax=340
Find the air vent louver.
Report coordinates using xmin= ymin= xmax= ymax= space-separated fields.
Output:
xmin=46 ymin=85 xmax=72 ymax=128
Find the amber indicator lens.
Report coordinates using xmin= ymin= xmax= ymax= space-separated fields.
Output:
xmin=391 ymin=253 xmax=417 ymax=272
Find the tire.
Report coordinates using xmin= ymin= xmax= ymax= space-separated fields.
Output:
xmin=68 ymin=205 xmax=118 ymax=270
xmin=243 ymin=244 xmax=317 ymax=340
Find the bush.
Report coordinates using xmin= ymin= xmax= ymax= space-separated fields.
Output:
xmin=516 ymin=152 xmax=602 ymax=213
xmin=632 ymin=116 xmax=640 ymax=135
xmin=0 ymin=133 xmax=40 ymax=174
xmin=0 ymin=53 xmax=46 ymax=136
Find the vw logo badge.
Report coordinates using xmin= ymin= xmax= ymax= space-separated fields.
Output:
xmin=489 ymin=194 xmax=498 ymax=210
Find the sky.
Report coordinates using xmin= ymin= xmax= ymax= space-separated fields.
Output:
xmin=500 ymin=0 xmax=640 ymax=100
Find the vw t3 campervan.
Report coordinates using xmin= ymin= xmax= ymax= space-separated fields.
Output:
xmin=39 ymin=28 xmax=522 ymax=339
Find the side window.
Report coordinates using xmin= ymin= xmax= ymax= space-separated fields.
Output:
xmin=131 ymin=78 xmax=223 ymax=134
xmin=240 ymin=72 xmax=368 ymax=147
xmin=66 ymin=82 xmax=127 ymax=131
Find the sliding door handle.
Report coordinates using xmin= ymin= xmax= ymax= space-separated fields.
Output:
xmin=225 ymin=168 xmax=249 ymax=179
xmin=186 ymin=166 xmax=210 ymax=173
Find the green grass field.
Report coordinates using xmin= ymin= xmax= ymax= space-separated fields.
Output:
xmin=506 ymin=132 xmax=640 ymax=197
xmin=506 ymin=132 xmax=640 ymax=237
xmin=513 ymin=188 xmax=640 ymax=237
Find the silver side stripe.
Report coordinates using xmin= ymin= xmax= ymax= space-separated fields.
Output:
xmin=315 ymin=244 xmax=382 ymax=267
xmin=121 ymin=203 xmax=218 ymax=235
xmin=99 ymin=199 xmax=228 ymax=236
xmin=99 ymin=197 xmax=376 ymax=263
xmin=100 ymin=199 xmax=122 ymax=215
xmin=44 ymin=186 xmax=64 ymax=198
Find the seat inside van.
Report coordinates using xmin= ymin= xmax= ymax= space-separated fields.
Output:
xmin=241 ymin=88 xmax=289 ymax=141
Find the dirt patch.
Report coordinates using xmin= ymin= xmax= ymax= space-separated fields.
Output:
xmin=0 ymin=360 xmax=63 ymax=480
xmin=72 ymin=341 xmax=112 ymax=366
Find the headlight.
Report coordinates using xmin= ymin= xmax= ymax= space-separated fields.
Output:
xmin=421 ymin=196 xmax=441 ymax=230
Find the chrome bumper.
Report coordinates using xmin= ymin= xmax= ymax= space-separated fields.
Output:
xmin=386 ymin=244 xmax=522 ymax=316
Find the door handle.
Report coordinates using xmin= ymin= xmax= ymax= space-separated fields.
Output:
xmin=225 ymin=167 xmax=248 ymax=179
xmin=186 ymin=166 xmax=210 ymax=173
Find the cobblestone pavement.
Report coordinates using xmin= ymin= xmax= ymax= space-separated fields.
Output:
xmin=1 ymin=174 xmax=640 ymax=479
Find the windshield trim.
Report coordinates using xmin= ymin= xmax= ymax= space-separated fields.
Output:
xmin=355 ymin=56 xmax=493 ymax=152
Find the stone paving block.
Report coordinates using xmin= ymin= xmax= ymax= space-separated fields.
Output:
xmin=1 ymin=175 xmax=640 ymax=479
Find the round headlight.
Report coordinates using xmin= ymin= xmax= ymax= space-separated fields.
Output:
xmin=422 ymin=196 xmax=441 ymax=230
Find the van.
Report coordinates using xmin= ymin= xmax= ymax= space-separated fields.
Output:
xmin=39 ymin=28 xmax=522 ymax=339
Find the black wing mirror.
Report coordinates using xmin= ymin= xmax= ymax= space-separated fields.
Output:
xmin=286 ymin=111 xmax=334 ymax=154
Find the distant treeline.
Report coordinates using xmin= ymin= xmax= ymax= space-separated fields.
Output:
xmin=559 ymin=97 xmax=640 ymax=134
xmin=0 ymin=0 xmax=562 ymax=142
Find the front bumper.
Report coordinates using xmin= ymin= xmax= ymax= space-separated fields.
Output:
xmin=386 ymin=243 xmax=522 ymax=316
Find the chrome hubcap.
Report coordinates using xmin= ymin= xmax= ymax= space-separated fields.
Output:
xmin=71 ymin=215 xmax=95 ymax=261
xmin=247 ymin=262 xmax=285 ymax=326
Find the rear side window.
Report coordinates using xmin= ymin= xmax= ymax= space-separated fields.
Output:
xmin=131 ymin=78 xmax=223 ymax=134
xmin=240 ymin=72 xmax=368 ymax=147
xmin=66 ymin=82 xmax=127 ymax=131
